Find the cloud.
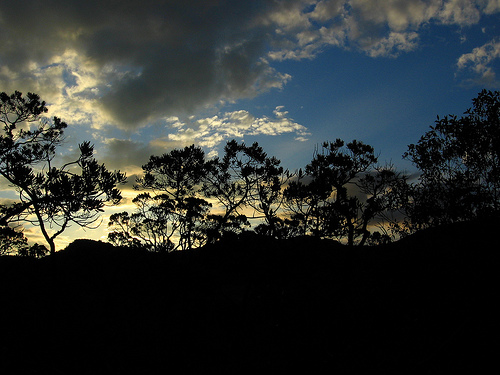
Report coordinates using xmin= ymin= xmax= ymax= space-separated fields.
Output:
xmin=456 ymin=39 xmax=500 ymax=87
xmin=438 ymin=0 xmax=482 ymax=24
xmin=269 ymin=1 xmax=500 ymax=59
xmin=160 ymin=106 xmax=310 ymax=156
xmin=484 ymin=0 xmax=500 ymax=14
xmin=100 ymin=138 xmax=170 ymax=175
xmin=364 ymin=31 xmax=420 ymax=58
xmin=0 ymin=1 xmax=291 ymax=129
xmin=1 ymin=0 xmax=499 ymax=130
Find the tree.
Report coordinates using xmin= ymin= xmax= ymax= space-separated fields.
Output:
xmin=284 ymin=139 xmax=399 ymax=246
xmin=18 ymin=243 xmax=48 ymax=258
xmin=138 ymin=145 xmax=207 ymax=201
xmin=109 ymin=194 xmax=212 ymax=252
xmin=249 ymin=157 xmax=293 ymax=238
xmin=113 ymin=145 xmax=212 ymax=251
xmin=283 ymin=168 xmax=332 ymax=238
xmin=107 ymin=211 xmax=143 ymax=249
xmin=0 ymin=91 xmax=126 ymax=255
xmin=202 ymin=140 xmax=290 ymax=240
xmin=0 ymin=225 xmax=29 ymax=256
xmin=0 ymin=225 xmax=48 ymax=257
xmin=110 ymin=193 xmax=179 ymax=253
xmin=401 ymin=89 xmax=500 ymax=232
xmin=355 ymin=163 xmax=405 ymax=245
xmin=176 ymin=196 xmax=212 ymax=250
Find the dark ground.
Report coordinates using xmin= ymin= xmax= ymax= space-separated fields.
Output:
xmin=0 ymin=218 xmax=497 ymax=374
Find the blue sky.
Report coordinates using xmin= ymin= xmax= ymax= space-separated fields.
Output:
xmin=1 ymin=0 xmax=500 ymax=247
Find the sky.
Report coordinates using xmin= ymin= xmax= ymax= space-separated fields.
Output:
xmin=1 ymin=0 xmax=500 ymax=248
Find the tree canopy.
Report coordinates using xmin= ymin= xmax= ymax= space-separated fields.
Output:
xmin=0 ymin=91 xmax=126 ymax=255
xmin=397 ymin=89 xmax=500 ymax=233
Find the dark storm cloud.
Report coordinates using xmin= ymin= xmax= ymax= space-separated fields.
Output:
xmin=0 ymin=0 xmax=290 ymax=127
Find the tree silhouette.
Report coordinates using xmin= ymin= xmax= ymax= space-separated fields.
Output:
xmin=107 ymin=211 xmax=143 ymax=249
xmin=284 ymin=139 xmax=400 ymax=246
xmin=94 ymin=90 xmax=499 ymax=250
xmin=283 ymin=168 xmax=331 ymax=238
xmin=237 ymin=144 xmax=292 ymax=239
xmin=0 ymin=91 xmax=126 ymax=255
xmin=202 ymin=141 xmax=262 ymax=221
xmin=0 ymin=225 xmax=29 ymax=256
xmin=355 ymin=163 xmax=405 ymax=245
xmin=202 ymin=140 xmax=288 ymax=241
xmin=138 ymin=145 xmax=207 ymax=200
xmin=115 ymin=141 xmax=293 ymax=248
xmin=400 ymin=89 xmax=500 ymax=232
xmin=5 ymin=88 xmax=499 ymax=253
xmin=137 ymin=144 xmax=212 ymax=249
xmin=110 ymin=145 xmax=212 ymax=251
xmin=115 ymin=193 xmax=180 ymax=253
xmin=18 ymin=243 xmax=48 ymax=258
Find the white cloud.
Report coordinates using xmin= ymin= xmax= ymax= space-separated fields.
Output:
xmin=438 ymin=0 xmax=482 ymax=25
xmin=162 ymin=107 xmax=310 ymax=156
xmin=365 ymin=31 xmax=420 ymax=58
xmin=484 ymin=0 xmax=500 ymax=14
xmin=348 ymin=0 xmax=439 ymax=31
xmin=268 ymin=0 xmax=500 ymax=60
xmin=456 ymin=39 xmax=500 ymax=87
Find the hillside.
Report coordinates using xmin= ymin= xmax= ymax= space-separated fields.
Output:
xmin=0 ymin=218 xmax=497 ymax=374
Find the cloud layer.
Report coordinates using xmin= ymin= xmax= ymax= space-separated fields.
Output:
xmin=1 ymin=0 xmax=499 ymax=130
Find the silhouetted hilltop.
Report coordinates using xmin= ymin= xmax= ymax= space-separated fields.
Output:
xmin=0 ymin=217 xmax=497 ymax=374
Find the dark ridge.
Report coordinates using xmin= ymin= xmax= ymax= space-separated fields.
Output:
xmin=0 ymin=218 xmax=496 ymax=374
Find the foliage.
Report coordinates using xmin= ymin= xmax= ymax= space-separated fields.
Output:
xmin=282 ymin=168 xmax=332 ymax=238
xmin=138 ymin=144 xmax=206 ymax=200
xmin=246 ymin=154 xmax=292 ymax=238
xmin=107 ymin=211 xmax=145 ymax=249
xmin=202 ymin=140 xmax=290 ymax=240
xmin=400 ymin=89 xmax=500 ymax=233
xmin=106 ymin=90 xmax=500 ymax=249
xmin=110 ymin=146 xmax=212 ymax=251
xmin=283 ymin=140 xmax=401 ymax=246
xmin=109 ymin=194 xmax=178 ymax=253
xmin=108 ymin=139 xmax=406 ymax=248
xmin=0 ymin=91 xmax=126 ymax=254
xmin=18 ymin=243 xmax=49 ymax=258
xmin=111 ymin=141 xmax=292 ymax=249
xmin=0 ymin=225 xmax=48 ymax=257
xmin=0 ymin=225 xmax=29 ymax=256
